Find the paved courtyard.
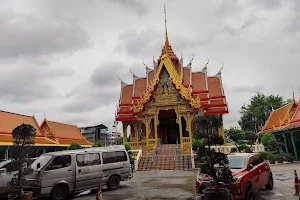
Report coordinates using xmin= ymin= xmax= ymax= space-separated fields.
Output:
xmin=71 ymin=162 xmax=300 ymax=200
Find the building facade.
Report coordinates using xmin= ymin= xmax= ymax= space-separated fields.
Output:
xmin=115 ymin=15 xmax=228 ymax=153
xmin=79 ymin=124 xmax=115 ymax=146
xmin=0 ymin=110 xmax=91 ymax=159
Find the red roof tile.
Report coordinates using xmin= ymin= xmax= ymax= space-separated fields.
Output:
xmin=262 ymin=103 xmax=292 ymax=132
xmin=291 ymin=101 xmax=300 ymax=123
xmin=192 ymin=72 xmax=206 ymax=92
xmin=46 ymin=120 xmax=87 ymax=140
xmin=121 ymin=85 xmax=133 ymax=104
xmin=207 ymin=77 xmax=222 ymax=97
xmin=0 ymin=111 xmax=44 ymax=136
xmin=134 ymin=78 xmax=147 ymax=97
xmin=148 ymin=71 xmax=154 ymax=85
xmin=183 ymin=68 xmax=190 ymax=86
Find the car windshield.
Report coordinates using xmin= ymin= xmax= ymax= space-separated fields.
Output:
xmin=31 ymin=155 xmax=53 ymax=171
xmin=228 ymin=156 xmax=246 ymax=169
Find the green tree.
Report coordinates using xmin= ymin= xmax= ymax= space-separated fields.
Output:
xmin=225 ymin=127 xmax=257 ymax=152
xmin=92 ymin=140 xmax=103 ymax=147
xmin=261 ymin=133 xmax=283 ymax=152
xmin=239 ymin=93 xmax=290 ymax=132
xmin=8 ymin=124 xmax=36 ymax=199
xmin=193 ymin=114 xmax=233 ymax=194
xmin=122 ymin=142 xmax=133 ymax=158
xmin=68 ymin=142 xmax=83 ymax=150
xmin=116 ymin=137 xmax=123 ymax=145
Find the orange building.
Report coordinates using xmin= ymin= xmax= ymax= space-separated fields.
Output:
xmin=258 ymin=97 xmax=300 ymax=160
xmin=0 ymin=110 xmax=91 ymax=159
xmin=115 ymin=13 xmax=228 ymax=153
xmin=40 ymin=118 xmax=92 ymax=146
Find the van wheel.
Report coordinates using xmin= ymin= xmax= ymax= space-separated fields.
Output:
xmin=50 ymin=184 xmax=69 ymax=200
xmin=108 ymin=175 xmax=120 ymax=190
xmin=265 ymin=173 xmax=274 ymax=190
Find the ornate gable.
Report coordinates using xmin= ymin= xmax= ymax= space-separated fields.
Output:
xmin=133 ymin=53 xmax=201 ymax=113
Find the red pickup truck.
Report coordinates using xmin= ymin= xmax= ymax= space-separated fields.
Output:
xmin=195 ymin=153 xmax=273 ymax=200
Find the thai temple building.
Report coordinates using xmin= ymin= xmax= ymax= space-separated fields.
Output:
xmin=115 ymin=10 xmax=228 ymax=155
xmin=0 ymin=110 xmax=92 ymax=159
xmin=258 ymin=96 xmax=300 ymax=160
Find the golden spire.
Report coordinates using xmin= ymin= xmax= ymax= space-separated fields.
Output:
xmin=220 ymin=62 xmax=224 ymax=73
xmin=44 ymin=112 xmax=46 ymax=119
xmin=204 ymin=58 xmax=209 ymax=69
xmin=292 ymin=88 xmax=295 ymax=101
xmin=164 ymin=5 xmax=168 ymax=42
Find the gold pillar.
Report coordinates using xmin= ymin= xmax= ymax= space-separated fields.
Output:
xmin=187 ymin=117 xmax=193 ymax=144
xmin=134 ymin=122 xmax=138 ymax=141
xmin=154 ymin=114 xmax=158 ymax=146
xmin=186 ymin=113 xmax=194 ymax=145
xmin=122 ymin=122 xmax=128 ymax=142
xmin=145 ymin=118 xmax=150 ymax=146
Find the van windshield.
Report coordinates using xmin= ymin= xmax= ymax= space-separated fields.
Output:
xmin=31 ymin=155 xmax=53 ymax=171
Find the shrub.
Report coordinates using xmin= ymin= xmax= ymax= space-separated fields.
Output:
xmin=193 ymin=114 xmax=233 ymax=193
xmin=266 ymin=154 xmax=276 ymax=161
xmin=68 ymin=142 xmax=83 ymax=150
xmin=92 ymin=140 xmax=103 ymax=147
xmin=259 ymin=151 xmax=272 ymax=160
xmin=192 ymin=139 xmax=202 ymax=151
xmin=116 ymin=137 xmax=123 ymax=145
xmin=238 ymin=144 xmax=248 ymax=152
xmin=122 ymin=142 xmax=132 ymax=159
xmin=7 ymin=124 xmax=36 ymax=199
xmin=275 ymin=153 xmax=284 ymax=161
xmin=230 ymin=148 xmax=237 ymax=153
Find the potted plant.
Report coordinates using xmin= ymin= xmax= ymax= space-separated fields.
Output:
xmin=193 ymin=114 xmax=233 ymax=200
xmin=7 ymin=124 xmax=36 ymax=200
xmin=266 ymin=154 xmax=276 ymax=164
xmin=276 ymin=154 xmax=284 ymax=163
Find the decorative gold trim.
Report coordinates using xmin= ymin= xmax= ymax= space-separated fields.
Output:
xmin=133 ymin=53 xmax=200 ymax=113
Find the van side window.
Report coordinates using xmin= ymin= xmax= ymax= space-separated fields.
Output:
xmin=102 ymin=152 xmax=116 ymax=164
xmin=115 ymin=151 xmax=127 ymax=162
xmin=76 ymin=153 xmax=101 ymax=167
xmin=46 ymin=155 xmax=71 ymax=171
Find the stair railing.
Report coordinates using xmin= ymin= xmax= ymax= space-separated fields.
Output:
xmin=151 ymin=147 xmax=158 ymax=170
xmin=174 ymin=140 xmax=178 ymax=170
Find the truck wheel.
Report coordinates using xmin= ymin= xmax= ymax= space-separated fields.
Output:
xmin=50 ymin=184 xmax=69 ymax=200
xmin=107 ymin=175 xmax=120 ymax=190
xmin=244 ymin=182 xmax=253 ymax=200
xmin=265 ymin=173 xmax=274 ymax=190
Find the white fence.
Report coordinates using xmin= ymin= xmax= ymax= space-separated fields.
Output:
xmin=128 ymin=149 xmax=143 ymax=171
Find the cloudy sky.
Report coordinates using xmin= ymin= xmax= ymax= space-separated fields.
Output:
xmin=1 ymin=0 xmax=300 ymax=132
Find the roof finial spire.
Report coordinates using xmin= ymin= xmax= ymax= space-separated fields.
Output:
xmin=44 ymin=112 xmax=46 ymax=119
xmin=292 ymin=88 xmax=295 ymax=101
xmin=164 ymin=5 xmax=168 ymax=42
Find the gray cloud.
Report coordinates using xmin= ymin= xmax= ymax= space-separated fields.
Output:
xmin=109 ymin=0 xmax=149 ymax=16
xmin=62 ymin=61 xmax=129 ymax=113
xmin=0 ymin=9 xmax=90 ymax=58
xmin=0 ymin=64 xmax=74 ymax=103
xmin=91 ymin=61 xmax=128 ymax=87
xmin=114 ymin=29 xmax=205 ymax=58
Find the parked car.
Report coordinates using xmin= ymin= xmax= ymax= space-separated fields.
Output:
xmin=195 ymin=153 xmax=273 ymax=200
xmin=23 ymin=145 xmax=132 ymax=200
xmin=0 ymin=158 xmax=37 ymax=197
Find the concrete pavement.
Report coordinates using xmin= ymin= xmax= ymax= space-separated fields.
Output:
xmin=72 ymin=162 xmax=300 ymax=200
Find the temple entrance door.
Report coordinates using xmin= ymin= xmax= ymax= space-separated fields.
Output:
xmin=158 ymin=109 xmax=180 ymax=144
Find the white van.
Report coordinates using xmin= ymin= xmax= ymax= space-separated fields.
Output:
xmin=24 ymin=145 xmax=132 ymax=200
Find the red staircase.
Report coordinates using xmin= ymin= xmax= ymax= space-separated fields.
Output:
xmin=138 ymin=144 xmax=192 ymax=171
